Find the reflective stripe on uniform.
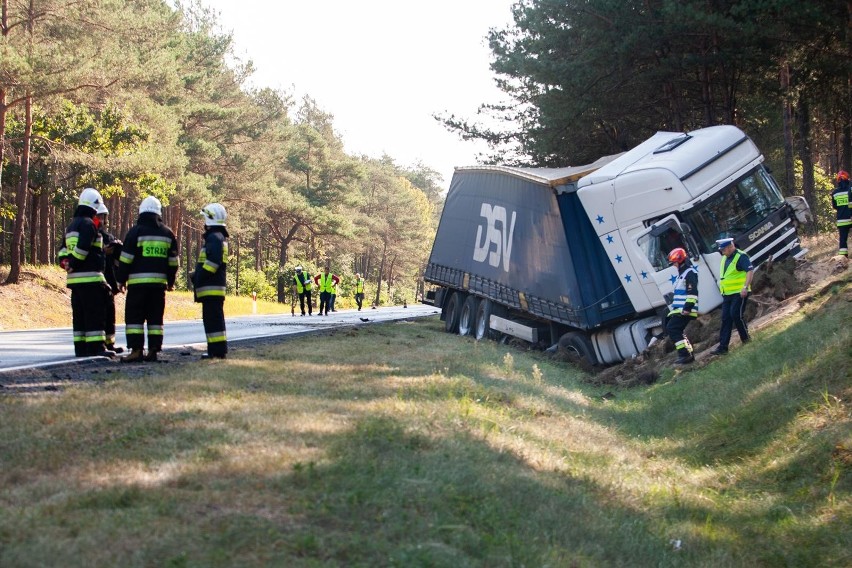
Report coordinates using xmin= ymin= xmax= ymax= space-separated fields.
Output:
xmin=207 ymin=331 xmax=227 ymax=343
xmin=125 ymin=324 xmax=145 ymax=335
xmin=127 ymin=272 xmax=168 ymax=285
xmin=84 ymin=331 xmax=106 ymax=343
xmin=196 ymin=286 xmax=226 ymax=297
xmin=67 ymin=272 xmax=107 ymax=285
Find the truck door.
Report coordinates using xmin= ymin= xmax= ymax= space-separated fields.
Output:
xmin=634 ymin=215 xmax=724 ymax=314
xmin=633 ymin=215 xmax=690 ymax=308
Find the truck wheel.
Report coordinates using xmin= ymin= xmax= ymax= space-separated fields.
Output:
xmin=474 ymin=299 xmax=494 ymax=340
xmin=444 ymin=291 xmax=464 ymax=333
xmin=458 ymin=295 xmax=479 ymax=336
xmin=558 ymin=332 xmax=597 ymax=366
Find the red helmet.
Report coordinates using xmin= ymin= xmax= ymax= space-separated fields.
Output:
xmin=837 ymin=170 xmax=850 ymax=182
xmin=668 ymin=247 xmax=688 ymax=264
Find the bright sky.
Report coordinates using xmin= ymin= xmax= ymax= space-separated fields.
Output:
xmin=198 ymin=0 xmax=516 ymax=189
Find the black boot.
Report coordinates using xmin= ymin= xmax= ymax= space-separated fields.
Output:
xmin=674 ymin=348 xmax=694 ymax=365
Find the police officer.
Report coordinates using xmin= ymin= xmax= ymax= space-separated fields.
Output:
xmin=117 ymin=196 xmax=179 ymax=363
xmin=96 ymin=202 xmax=124 ymax=354
xmin=831 ymin=170 xmax=851 ymax=257
xmin=194 ymin=203 xmax=229 ymax=359
xmin=354 ymin=272 xmax=365 ymax=311
xmin=712 ymin=238 xmax=754 ymax=355
xmin=57 ymin=188 xmax=113 ymax=357
xmin=293 ymin=265 xmax=313 ymax=316
xmin=314 ymin=267 xmax=339 ymax=316
xmin=665 ymin=248 xmax=698 ymax=365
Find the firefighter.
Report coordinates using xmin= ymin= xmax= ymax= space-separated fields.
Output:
xmin=193 ymin=203 xmax=229 ymax=359
xmin=96 ymin=202 xmax=124 ymax=354
xmin=57 ymin=188 xmax=113 ymax=357
xmin=832 ymin=170 xmax=851 ymax=257
xmin=712 ymin=238 xmax=754 ymax=355
xmin=117 ymin=196 xmax=179 ymax=363
xmin=293 ymin=265 xmax=313 ymax=316
xmin=665 ymin=248 xmax=698 ymax=365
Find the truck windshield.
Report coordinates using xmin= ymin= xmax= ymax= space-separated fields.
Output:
xmin=683 ymin=166 xmax=784 ymax=252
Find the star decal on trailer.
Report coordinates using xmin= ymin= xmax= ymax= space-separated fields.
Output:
xmin=624 ymin=274 xmax=632 ymax=283
xmin=596 ymin=215 xmax=605 ymax=224
xmin=641 ymin=271 xmax=648 ymax=279
xmin=670 ymin=274 xmax=677 ymax=285
xmin=615 ymin=255 xmax=623 ymax=263
xmin=606 ymin=235 xmax=614 ymax=244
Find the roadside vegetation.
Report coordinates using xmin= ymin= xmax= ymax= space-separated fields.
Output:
xmin=1 ymin=269 xmax=849 ymax=566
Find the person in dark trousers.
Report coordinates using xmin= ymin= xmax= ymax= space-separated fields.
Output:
xmin=117 ymin=196 xmax=179 ymax=363
xmin=831 ymin=170 xmax=851 ymax=257
xmin=293 ymin=265 xmax=313 ymax=316
xmin=314 ymin=267 xmax=340 ymax=316
xmin=354 ymin=272 xmax=365 ymax=311
xmin=57 ymin=188 xmax=114 ymax=357
xmin=193 ymin=203 xmax=229 ymax=359
xmin=96 ymin=202 xmax=124 ymax=354
xmin=329 ymin=276 xmax=338 ymax=312
xmin=665 ymin=248 xmax=698 ymax=365
xmin=711 ymin=238 xmax=754 ymax=355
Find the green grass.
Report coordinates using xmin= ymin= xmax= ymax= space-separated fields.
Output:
xmin=1 ymin=280 xmax=850 ymax=567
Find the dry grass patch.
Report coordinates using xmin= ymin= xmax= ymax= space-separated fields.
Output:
xmin=1 ymin=296 xmax=850 ymax=566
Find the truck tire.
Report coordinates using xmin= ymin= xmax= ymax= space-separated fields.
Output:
xmin=458 ymin=295 xmax=479 ymax=336
xmin=558 ymin=331 xmax=597 ymax=366
xmin=474 ymin=298 xmax=494 ymax=340
xmin=444 ymin=291 xmax=464 ymax=333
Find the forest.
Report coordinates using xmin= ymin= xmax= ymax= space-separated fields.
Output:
xmin=0 ymin=0 xmax=441 ymax=305
xmin=443 ymin=0 xmax=851 ymax=234
xmin=1 ymin=0 xmax=850 ymax=305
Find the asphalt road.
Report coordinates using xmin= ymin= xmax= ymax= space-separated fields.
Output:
xmin=0 ymin=304 xmax=440 ymax=372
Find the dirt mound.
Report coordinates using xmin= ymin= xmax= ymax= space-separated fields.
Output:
xmin=553 ymin=238 xmax=851 ymax=386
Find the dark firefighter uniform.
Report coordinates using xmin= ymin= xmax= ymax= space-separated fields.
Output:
xmin=117 ymin=207 xmax=179 ymax=361
xmin=666 ymin=259 xmax=698 ymax=364
xmin=99 ymin=221 xmax=123 ymax=352
xmin=354 ymin=274 xmax=365 ymax=311
xmin=194 ymin=218 xmax=229 ymax=358
xmin=57 ymin=191 xmax=109 ymax=357
xmin=831 ymin=171 xmax=851 ymax=257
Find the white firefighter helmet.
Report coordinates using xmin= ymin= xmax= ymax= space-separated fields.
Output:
xmin=201 ymin=203 xmax=227 ymax=226
xmin=78 ymin=188 xmax=103 ymax=211
xmin=139 ymin=196 xmax=162 ymax=216
xmin=96 ymin=202 xmax=109 ymax=216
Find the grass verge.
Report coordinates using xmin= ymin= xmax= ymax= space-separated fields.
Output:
xmin=0 ymin=283 xmax=849 ymax=566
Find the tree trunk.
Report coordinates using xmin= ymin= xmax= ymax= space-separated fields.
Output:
xmin=0 ymin=86 xmax=6 ymax=265
xmin=6 ymin=95 xmax=32 ymax=284
xmin=276 ymin=237 xmax=289 ymax=302
xmin=373 ymin=237 xmax=387 ymax=307
xmin=38 ymin=187 xmax=50 ymax=263
xmin=235 ymin=234 xmax=240 ymax=294
xmin=797 ymin=96 xmax=816 ymax=232
xmin=29 ymin=189 xmax=38 ymax=263
xmin=780 ymin=63 xmax=795 ymax=194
